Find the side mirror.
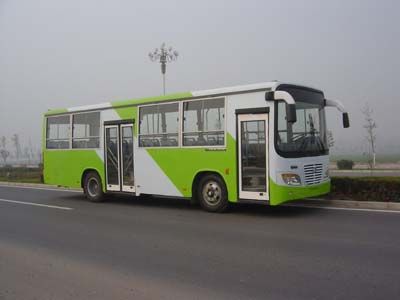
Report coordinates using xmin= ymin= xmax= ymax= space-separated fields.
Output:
xmin=343 ymin=112 xmax=350 ymax=128
xmin=287 ymin=104 xmax=297 ymax=123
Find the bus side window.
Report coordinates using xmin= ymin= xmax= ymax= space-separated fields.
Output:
xmin=138 ymin=103 xmax=179 ymax=147
xmin=72 ymin=112 xmax=100 ymax=149
xmin=183 ymin=98 xmax=225 ymax=147
xmin=46 ymin=115 xmax=71 ymax=149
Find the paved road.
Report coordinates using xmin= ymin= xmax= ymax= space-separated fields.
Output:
xmin=1 ymin=186 xmax=399 ymax=300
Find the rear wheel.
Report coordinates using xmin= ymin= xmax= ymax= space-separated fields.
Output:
xmin=197 ymin=174 xmax=228 ymax=213
xmin=83 ymin=171 xmax=105 ymax=202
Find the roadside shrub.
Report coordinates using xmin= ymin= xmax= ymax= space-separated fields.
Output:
xmin=336 ymin=159 xmax=354 ymax=170
xmin=330 ymin=177 xmax=400 ymax=202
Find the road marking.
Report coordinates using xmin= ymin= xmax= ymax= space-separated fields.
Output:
xmin=0 ymin=198 xmax=73 ymax=210
xmin=286 ymin=204 xmax=400 ymax=214
xmin=0 ymin=184 xmax=81 ymax=193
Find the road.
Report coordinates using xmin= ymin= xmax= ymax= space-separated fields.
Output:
xmin=1 ymin=186 xmax=399 ymax=300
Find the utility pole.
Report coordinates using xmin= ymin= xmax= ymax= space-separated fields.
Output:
xmin=149 ymin=43 xmax=179 ymax=95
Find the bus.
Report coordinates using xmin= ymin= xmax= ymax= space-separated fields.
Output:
xmin=43 ymin=82 xmax=349 ymax=212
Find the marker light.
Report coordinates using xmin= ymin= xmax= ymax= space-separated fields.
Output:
xmin=281 ymin=173 xmax=301 ymax=186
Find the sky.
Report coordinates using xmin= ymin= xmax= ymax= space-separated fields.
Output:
xmin=0 ymin=0 xmax=399 ymax=156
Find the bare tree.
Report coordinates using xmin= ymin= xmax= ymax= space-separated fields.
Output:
xmin=1 ymin=136 xmax=6 ymax=149
xmin=24 ymin=147 xmax=31 ymax=163
xmin=28 ymin=139 xmax=35 ymax=162
xmin=0 ymin=149 xmax=10 ymax=164
xmin=362 ymin=103 xmax=377 ymax=169
xmin=37 ymin=149 xmax=43 ymax=165
xmin=327 ymin=130 xmax=335 ymax=148
xmin=11 ymin=134 xmax=22 ymax=161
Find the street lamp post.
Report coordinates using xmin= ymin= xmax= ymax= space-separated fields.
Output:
xmin=149 ymin=43 xmax=179 ymax=95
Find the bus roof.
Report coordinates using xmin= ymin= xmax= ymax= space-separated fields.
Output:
xmin=45 ymin=81 xmax=312 ymax=116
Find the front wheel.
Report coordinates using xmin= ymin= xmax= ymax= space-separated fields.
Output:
xmin=83 ymin=171 xmax=105 ymax=202
xmin=197 ymin=174 xmax=229 ymax=213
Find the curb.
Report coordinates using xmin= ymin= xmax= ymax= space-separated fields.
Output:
xmin=0 ymin=181 xmax=81 ymax=191
xmin=291 ymin=198 xmax=400 ymax=211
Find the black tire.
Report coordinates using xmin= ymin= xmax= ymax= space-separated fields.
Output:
xmin=197 ymin=174 xmax=229 ymax=213
xmin=83 ymin=171 xmax=105 ymax=202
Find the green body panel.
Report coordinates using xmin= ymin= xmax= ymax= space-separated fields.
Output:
xmin=111 ymin=92 xmax=193 ymax=108
xmin=111 ymin=92 xmax=192 ymax=136
xmin=113 ymin=106 xmax=138 ymax=135
xmin=45 ymin=92 xmax=192 ymax=117
xmin=269 ymin=179 xmax=330 ymax=206
xmin=147 ymin=134 xmax=238 ymax=201
xmin=43 ymin=150 xmax=104 ymax=189
xmin=44 ymin=108 xmax=68 ymax=116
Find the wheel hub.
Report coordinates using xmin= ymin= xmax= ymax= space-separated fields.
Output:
xmin=87 ymin=178 xmax=99 ymax=197
xmin=202 ymin=181 xmax=221 ymax=206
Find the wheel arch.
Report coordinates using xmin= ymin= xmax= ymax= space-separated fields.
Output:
xmin=81 ymin=168 xmax=104 ymax=191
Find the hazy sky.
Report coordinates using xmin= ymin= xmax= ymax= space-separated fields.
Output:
xmin=1 ymin=0 xmax=399 ymax=154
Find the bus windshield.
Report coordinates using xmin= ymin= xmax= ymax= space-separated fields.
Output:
xmin=275 ymin=89 xmax=328 ymax=157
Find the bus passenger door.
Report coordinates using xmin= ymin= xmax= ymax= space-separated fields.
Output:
xmin=237 ymin=113 xmax=269 ymax=201
xmin=104 ymin=122 xmax=135 ymax=193
xmin=120 ymin=124 xmax=135 ymax=192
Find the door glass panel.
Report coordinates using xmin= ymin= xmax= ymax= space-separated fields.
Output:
xmin=106 ymin=127 xmax=119 ymax=186
xmin=121 ymin=126 xmax=134 ymax=187
xmin=241 ymin=120 xmax=266 ymax=192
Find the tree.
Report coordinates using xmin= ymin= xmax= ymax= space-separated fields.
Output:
xmin=0 ymin=149 xmax=10 ymax=164
xmin=327 ymin=130 xmax=335 ymax=148
xmin=11 ymin=134 xmax=22 ymax=161
xmin=1 ymin=136 xmax=6 ymax=149
xmin=37 ymin=149 xmax=43 ymax=164
xmin=361 ymin=103 xmax=377 ymax=169
xmin=24 ymin=147 xmax=31 ymax=163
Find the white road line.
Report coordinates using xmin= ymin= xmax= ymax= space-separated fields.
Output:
xmin=0 ymin=198 xmax=73 ymax=210
xmin=0 ymin=185 xmax=81 ymax=193
xmin=286 ymin=204 xmax=400 ymax=214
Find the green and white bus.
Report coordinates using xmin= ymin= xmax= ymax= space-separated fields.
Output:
xmin=43 ymin=82 xmax=349 ymax=212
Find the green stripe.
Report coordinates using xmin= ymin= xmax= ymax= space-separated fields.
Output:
xmin=146 ymin=134 xmax=238 ymax=201
xmin=45 ymin=108 xmax=68 ymax=116
xmin=111 ymin=92 xmax=193 ymax=108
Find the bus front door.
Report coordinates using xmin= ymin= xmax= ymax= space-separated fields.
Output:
xmin=104 ymin=123 xmax=135 ymax=193
xmin=237 ymin=113 xmax=269 ymax=201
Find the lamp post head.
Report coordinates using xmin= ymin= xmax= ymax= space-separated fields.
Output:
xmin=149 ymin=43 xmax=178 ymax=65
xmin=149 ymin=43 xmax=179 ymax=94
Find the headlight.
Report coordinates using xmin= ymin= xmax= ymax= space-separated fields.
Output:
xmin=325 ymin=169 xmax=329 ymax=178
xmin=281 ymin=173 xmax=301 ymax=186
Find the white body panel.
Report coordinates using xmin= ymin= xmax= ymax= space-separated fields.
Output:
xmin=134 ymin=147 xmax=182 ymax=197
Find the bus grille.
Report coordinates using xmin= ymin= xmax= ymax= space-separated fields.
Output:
xmin=304 ymin=163 xmax=323 ymax=185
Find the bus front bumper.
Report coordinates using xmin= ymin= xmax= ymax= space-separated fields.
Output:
xmin=269 ymin=179 xmax=330 ymax=206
